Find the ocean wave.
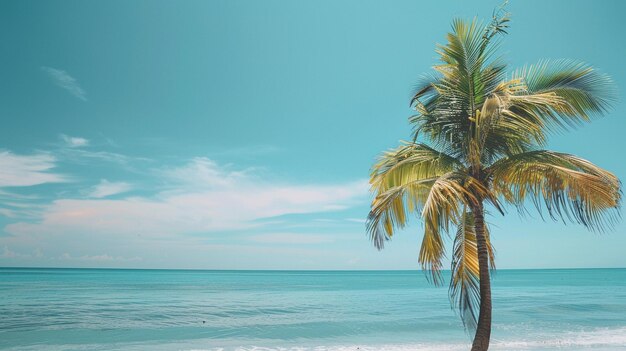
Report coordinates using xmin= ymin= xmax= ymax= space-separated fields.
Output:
xmin=492 ymin=326 xmax=626 ymax=349
xmin=184 ymin=326 xmax=626 ymax=351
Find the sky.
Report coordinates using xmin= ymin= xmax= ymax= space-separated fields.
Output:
xmin=1 ymin=0 xmax=626 ymax=270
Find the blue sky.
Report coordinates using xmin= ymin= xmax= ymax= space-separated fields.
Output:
xmin=1 ymin=0 xmax=626 ymax=269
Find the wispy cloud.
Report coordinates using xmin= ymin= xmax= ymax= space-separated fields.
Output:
xmin=41 ymin=66 xmax=87 ymax=101
xmin=0 ymin=151 xmax=68 ymax=187
xmin=87 ymin=180 xmax=132 ymax=198
xmin=60 ymin=134 xmax=89 ymax=148
xmin=162 ymin=157 xmax=252 ymax=189
xmin=4 ymin=158 xmax=367 ymax=241
xmin=57 ymin=148 xmax=152 ymax=167
xmin=0 ymin=190 xmax=45 ymax=219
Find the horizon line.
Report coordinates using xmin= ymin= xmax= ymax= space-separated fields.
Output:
xmin=2 ymin=266 xmax=625 ymax=272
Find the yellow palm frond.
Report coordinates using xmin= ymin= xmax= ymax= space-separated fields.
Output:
xmin=488 ymin=151 xmax=621 ymax=231
xmin=474 ymin=79 xmax=569 ymax=160
xmin=419 ymin=172 xmax=499 ymax=284
xmin=367 ymin=178 xmax=437 ymax=249
xmin=370 ymin=142 xmax=463 ymax=192
xmin=449 ymin=209 xmax=496 ymax=332
xmin=367 ymin=144 xmax=464 ymax=250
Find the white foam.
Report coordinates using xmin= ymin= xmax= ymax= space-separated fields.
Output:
xmin=492 ymin=326 xmax=626 ymax=349
xmin=182 ymin=326 xmax=626 ymax=351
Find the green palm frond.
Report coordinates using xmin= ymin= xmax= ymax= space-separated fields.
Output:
xmin=409 ymin=14 xmax=508 ymax=160
xmin=410 ymin=76 xmax=439 ymax=110
xmin=488 ymin=151 xmax=621 ymax=231
xmin=512 ymin=59 xmax=616 ymax=130
xmin=484 ymin=1 xmax=510 ymax=39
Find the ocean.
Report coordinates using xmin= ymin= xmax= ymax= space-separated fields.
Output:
xmin=1 ymin=268 xmax=625 ymax=350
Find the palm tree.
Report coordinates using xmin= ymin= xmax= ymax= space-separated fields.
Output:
xmin=366 ymin=7 xmax=621 ymax=351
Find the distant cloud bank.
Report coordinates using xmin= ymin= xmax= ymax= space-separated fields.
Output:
xmin=0 ymin=149 xmax=368 ymax=267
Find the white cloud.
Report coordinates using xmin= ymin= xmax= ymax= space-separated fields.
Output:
xmin=5 ymin=180 xmax=367 ymax=238
xmin=4 ymin=158 xmax=367 ymax=238
xmin=60 ymin=134 xmax=89 ymax=148
xmin=163 ymin=157 xmax=252 ymax=188
xmin=88 ymin=180 xmax=132 ymax=198
xmin=41 ymin=66 xmax=87 ymax=100
xmin=0 ymin=158 xmax=368 ymax=267
xmin=0 ymin=151 xmax=68 ymax=187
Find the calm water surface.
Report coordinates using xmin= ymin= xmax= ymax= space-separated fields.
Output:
xmin=1 ymin=268 xmax=625 ymax=350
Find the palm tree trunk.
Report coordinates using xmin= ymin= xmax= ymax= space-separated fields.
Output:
xmin=470 ymin=200 xmax=492 ymax=351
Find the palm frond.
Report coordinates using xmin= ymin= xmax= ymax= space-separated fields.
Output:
xmin=488 ymin=150 xmax=622 ymax=231
xmin=484 ymin=0 xmax=511 ymax=39
xmin=419 ymin=172 xmax=499 ymax=283
xmin=409 ymin=15 xmax=508 ymax=160
xmin=512 ymin=59 xmax=616 ymax=130
xmin=471 ymin=78 xmax=562 ymax=162
xmin=370 ymin=142 xmax=463 ymax=192
xmin=367 ymin=143 xmax=463 ymax=251
xmin=449 ymin=209 xmax=496 ymax=332
xmin=367 ymin=177 xmax=438 ymax=249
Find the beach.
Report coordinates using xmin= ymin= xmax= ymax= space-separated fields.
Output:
xmin=1 ymin=268 xmax=625 ymax=350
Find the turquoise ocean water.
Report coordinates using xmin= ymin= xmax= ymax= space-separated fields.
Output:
xmin=1 ymin=268 xmax=625 ymax=350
